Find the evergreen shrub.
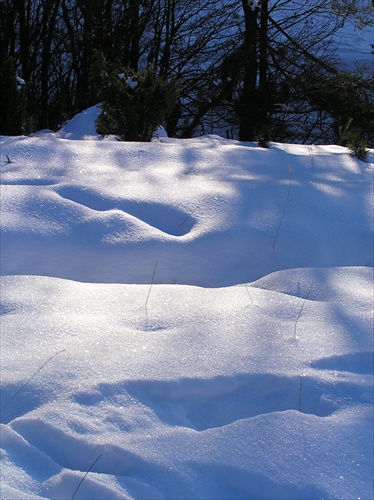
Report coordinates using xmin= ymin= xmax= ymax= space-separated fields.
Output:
xmin=91 ymin=52 xmax=178 ymax=142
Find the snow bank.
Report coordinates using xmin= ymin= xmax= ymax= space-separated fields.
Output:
xmin=0 ymin=109 xmax=373 ymax=499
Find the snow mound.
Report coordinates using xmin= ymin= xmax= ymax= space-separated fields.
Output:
xmin=54 ymin=105 xmax=168 ymax=141
xmin=0 ymin=117 xmax=373 ymax=499
xmin=55 ymin=105 xmax=102 ymax=140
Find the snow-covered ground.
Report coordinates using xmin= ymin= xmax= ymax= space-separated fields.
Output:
xmin=0 ymin=108 xmax=373 ymax=499
xmin=334 ymin=22 xmax=373 ymax=70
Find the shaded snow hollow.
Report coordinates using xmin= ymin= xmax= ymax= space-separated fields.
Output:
xmin=0 ymin=110 xmax=373 ymax=500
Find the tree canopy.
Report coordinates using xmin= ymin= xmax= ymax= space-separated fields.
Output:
xmin=1 ymin=0 xmax=373 ymax=145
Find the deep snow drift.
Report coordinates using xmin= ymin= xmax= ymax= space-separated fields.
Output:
xmin=0 ymin=110 xmax=373 ymax=500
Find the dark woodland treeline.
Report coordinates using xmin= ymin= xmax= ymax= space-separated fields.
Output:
xmin=0 ymin=0 xmax=373 ymax=146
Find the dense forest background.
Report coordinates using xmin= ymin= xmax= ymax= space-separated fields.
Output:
xmin=0 ymin=0 xmax=373 ymax=146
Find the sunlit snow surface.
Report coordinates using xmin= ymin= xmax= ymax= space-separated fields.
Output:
xmin=0 ymin=112 xmax=373 ymax=499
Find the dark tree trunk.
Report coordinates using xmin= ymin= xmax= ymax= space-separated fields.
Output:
xmin=0 ymin=0 xmax=17 ymax=64
xmin=75 ymin=0 xmax=94 ymax=111
xmin=129 ymin=0 xmax=140 ymax=70
xmin=18 ymin=0 xmax=31 ymax=81
xmin=258 ymin=0 xmax=270 ymax=142
xmin=39 ymin=0 xmax=61 ymax=129
xmin=239 ymin=0 xmax=258 ymax=142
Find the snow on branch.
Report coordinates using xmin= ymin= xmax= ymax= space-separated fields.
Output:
xmin=247 ymin=0 xmax=260 ymax=11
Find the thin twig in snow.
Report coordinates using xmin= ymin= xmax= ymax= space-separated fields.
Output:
xmin=245 ymin=284 xmax=255 ymax=305
xmin=272 ymin=164 xmax=293 ymax=250
xmin=145 ymin=260 xmax=158 ymax=327
xmin=1 ymin=349 xmax=66 ymax=412
xmin=293 ymin=283 xmax=313 ymax=339
xmin=71 ymin=453 xmax=103 ymax=500
xmin=308 ymin=145 xmax=315 ymax=168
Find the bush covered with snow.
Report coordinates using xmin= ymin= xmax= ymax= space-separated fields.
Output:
xmin=91 ymin=52 xmax=178 ymax=142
